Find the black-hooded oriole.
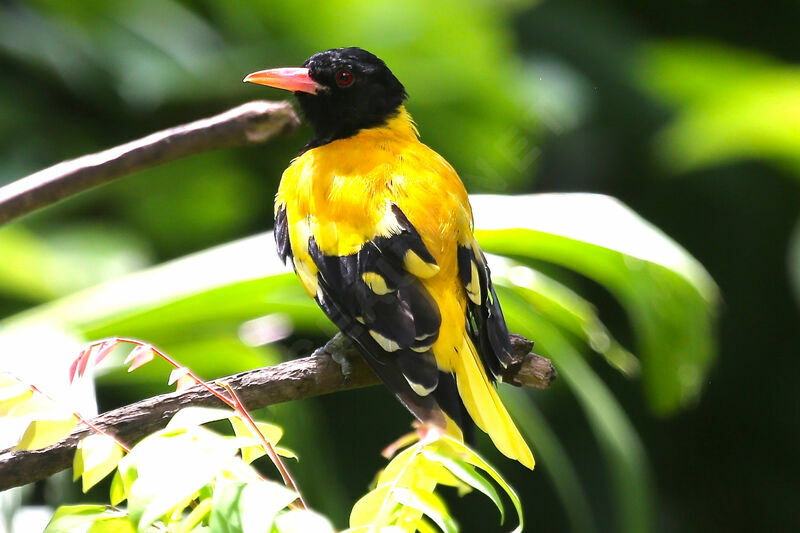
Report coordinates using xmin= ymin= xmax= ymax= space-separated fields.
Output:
xmin=244 ymin=47 xmax=533 ymax=469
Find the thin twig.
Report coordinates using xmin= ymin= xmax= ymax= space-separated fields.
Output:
xmin=220 ymin=381 xmax=307 ymax=509
xmin=0 ymin=334 xmax=554 ymax=492
xmin=0 ymin=100 xmax=300 ymax=226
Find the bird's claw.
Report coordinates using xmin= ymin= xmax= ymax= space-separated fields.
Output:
xmin=320 ymin=333 xmax=355 ymax=385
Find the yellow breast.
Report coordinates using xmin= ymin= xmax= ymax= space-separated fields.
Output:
xmin=276 ymin=107 xmax=472 ymax=261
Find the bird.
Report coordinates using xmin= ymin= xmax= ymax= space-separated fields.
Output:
xmin=244 ymin=47 xmax=533 ymax=469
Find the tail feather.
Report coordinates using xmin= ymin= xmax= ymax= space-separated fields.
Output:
xmin=453 ymin=333 xmax=534 ymax=469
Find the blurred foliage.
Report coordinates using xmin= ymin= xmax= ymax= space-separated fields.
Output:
xmin=44 ymin=407 xmax=336 ymax=533
xmin=0 ymin=196 xmax=717 ymax=532
xmin=638 ymin=41 xmax=800 ymax=177
xmin=1 ymin=0 xmax=798 ymax=532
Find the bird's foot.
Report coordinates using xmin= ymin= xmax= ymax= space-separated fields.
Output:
xmin=316 ymin=333 xmax=356 ymax=385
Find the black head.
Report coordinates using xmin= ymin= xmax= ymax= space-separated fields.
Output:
xmin=244 ymin=47 xmax=407 ymax=148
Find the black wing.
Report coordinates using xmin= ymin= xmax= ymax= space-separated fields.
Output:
xmin=458 ymin=240 xmax=515 ymax=381
xmin=297 ymin=204 xmax=455 ymax=427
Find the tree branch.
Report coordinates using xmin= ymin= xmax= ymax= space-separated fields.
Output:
xmin=0 ymin=100 xmax=300 ymax=226
xmin=0 ymin=333 xmax=554 ymax=491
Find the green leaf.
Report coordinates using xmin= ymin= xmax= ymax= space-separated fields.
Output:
xmin=421 ymin=448 xmax=504 ymax=524
xmin=392 ymin=487 xmax=457 ymax=533
xmin=502 ymin=387 xmax=599 ymax=533
xmin=166 ymin=406 xmax=235 ymax=430
xmin=209 ymin=480 xmax=297 ymax=533
xmin=502 ymin=307 xmax=654 ymax=533
xmin=349 ymin=485 xmax=395 ymax=529
xmin=124 ymin=427 xmax=239 ymax=529
xmin=87 ymin=518 xmax=136 ymax=533
xmin=0 ymin=381 xmax=33 ymax=417
xmin=433 ymin=436 xmax=523 ymax=533
xmin=75 ymin=433 xmax=125 ymax=492
xmin=0 ymin=224 xmax=149 ymax=302
xmin=176 ymin=498 xmax=213 ymax=533
xmin=44 ymin=505 xmax=125 ymax=533
xmin=228 ymin=415 xmax=285 ymax=464
xmin=637 ymin=40 xmax=800 ymax=177
xmin=488 ymin=255 xmax=639 ymax=376
xmin=14 ymin=414 xmax=78 ymax=451
xmin=472 ymin=193 xmax=718 ymax=414
xmin=109 ymin=470 xmax=126 ymax=506
xmin=274 ymin=509 xmax=336 ymax=533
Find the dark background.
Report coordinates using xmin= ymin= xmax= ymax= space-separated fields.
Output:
xmin=0 ymin=1 xmax=797 ymax=532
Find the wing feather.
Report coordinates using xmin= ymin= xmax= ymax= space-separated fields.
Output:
xmin=459 ymin=240 xmax=516 ymax=380
xmin=298 ymin=204 xmax=448 ymax=424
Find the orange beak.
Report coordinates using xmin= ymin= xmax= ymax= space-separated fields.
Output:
xmin=243 ymin=67 xmax=324 ymax=94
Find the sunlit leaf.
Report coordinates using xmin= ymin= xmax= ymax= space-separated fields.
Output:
xmin=125 ymin=427 xmax=239 ymax=529
xmin=124 ymin=344 xmax=154 ymax=372
xmin=87 ymin=517 xmax=136 ymax=533
xmin=69 ymin=348 xmax=89 ymax=383
xmin=392 ymin=487 xmax=456 ymax=533
xmin=75 ymin=433 xmax=126 ymax=493
xmin=637 ymin=40 xmax=800 ymax=177
xmin=473 ymin=193 xmax=718 ymax=414
xmin=350 ymin=485 xmax=395 ymax=530
xmin=432 ymin=435 xmax=523 ymax=533
xmin=177 ymin=498 xmax=213 ymax=533
xmin=168 ymin=366 xmax=191 ymax=385
xmin=175 ymin=373 xmax=196 ymax=392
xmin=208 ymin=480 xmax=297 ymax=533
xmin=166 ymin=406 xmax=234 ymax=430
xmin=489 ymin=255 xmax=639 ymax=376
xmin=274 ymin=509 xmax=336 ymax=533
xmin=92 ymin=340 xmax=120 ymax=367
xmin=14 ymin=414 xmax=78 ymax=450
xmin=229 ymin=415 xmax=284 ymax=464
xmin=44 ymin=505 xmax=126 ymax=533
xmin=501 ymin=306 xmax=654 ymax=533
xmin=275 ymin=446 xmax=298 ymax=461
xmin=421 ymin=448 xmax=504 ymax=524
xmin=0 ymin=387 xmax=34 ymax=416
xmin=109 ymin=470 xmax=126 ymax=506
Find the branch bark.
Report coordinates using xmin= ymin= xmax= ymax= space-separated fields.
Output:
xmin=0 ymin=333 xmax=554 ymax=491
xmin=0 ymin=100 xmax=300 ymax=226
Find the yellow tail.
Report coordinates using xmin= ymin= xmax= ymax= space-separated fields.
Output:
xmin=452 ymin=334 xmax=534 ymax=469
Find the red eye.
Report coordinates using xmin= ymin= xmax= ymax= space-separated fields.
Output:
xmin=336 ymin=69 xmax=354 ymax=87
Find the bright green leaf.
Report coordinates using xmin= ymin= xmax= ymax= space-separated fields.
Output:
xmin=392 ymin=487 xmax=457 ymax=533
xmin=44 ymin=505 xmax=125 ymax=533
xmin=434 ymin=435 xmax=523 ymax=533
xmin=166 ymin=406 xmax=236 ymax=430
xmin=87 ymin=517 xmax=136 ymax=533
xmin=125 ymin=427 xmax=239 ymax=529
xmin=0 ymin=387 xmax=33 ymax=417
xmin=502 ymin=310 xmax=654 ymax=533
xmin=14 ymin=414 xmax=78 ymax=451
xmin=274 ymin=509 xmax=336 ymax=533
xmin=472 ymin=193 xmax=718 ymax=414
xmin=488 ymin=256 xmax=639 ymax=376
xmin=76 ymin=433 xmax=125 ymax=492
xmin=350 ymin=485 xmax=395 ymax=529
xmin=274 ymin=446 xmax=298 ymax=461
xmin=109 ymin=470 xmax=126 ymax=506
xmin=176 ymin=498 xmax=213 ymax=533
xmin=209 ymin=480 xmax=297 ymax=533
xmin=637 ymin=40 xmax=800 ymax=177
xmin=421 ymin=448 xmax=504 ymax=524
